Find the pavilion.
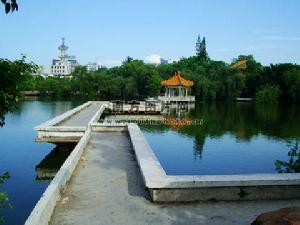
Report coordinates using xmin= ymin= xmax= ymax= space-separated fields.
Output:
xmin=158 ymin=71 xmax=195 ymax=103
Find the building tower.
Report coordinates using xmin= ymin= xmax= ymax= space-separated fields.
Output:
xmin=58 ymin=38 xmax=68 ymax=61
xmin=50 ymin=38 xmax=78 ymax=77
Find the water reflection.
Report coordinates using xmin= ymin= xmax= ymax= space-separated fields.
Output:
xmin=0 ymin=172 xmax=11 ymax=224
xmin=0 ymin=100 xmax=83 ymax=225
xmin=35 ymin=144 xmax=75 ymax=181
xmin=165 ymin=103 xmax=300 ymax=153
xmin=140 ymin=102 xmax=300 ymax=175
xmin=275 ymin=140 xmax=300 ymax=173
xmin=162 ymin=102 xmax=195 ymax=117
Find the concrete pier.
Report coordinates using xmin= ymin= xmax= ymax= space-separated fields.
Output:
xmin=55 ymin=102 xmax=102 ymax=127
xmin=35 ymin=101 xmax=106 ymax=143
xmin=49 ymin=132 xmax=300 ymax=225
xmin=25 ymin=101 xmax=300 ymax=225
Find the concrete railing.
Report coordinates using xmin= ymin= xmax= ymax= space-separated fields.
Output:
xmin=25 ymin=102 xmax=107 ymax=225
xmin=25 ymin=127 xmax=92 ymax=225
xmin=127 ymin=123 xmax=300 ymax=202
xmin=107 ymin=101 xmax=162 ymax=113
xmin=35 ymin=101 xmax=92 ymax=130
xmin=127 ymin=123 xmax=166 ymax=187
xmin=35 ymin=127 xmax=86 ymax=143
xmin=35 ymin=102 xmax=105 ymax=143
xmin=91 ymin=123 xmax=128 ymax=132
xmin=89 ymin=104 xmax=107 ymax=124
xmin=158 ymin=96 xmax=195 ymax=102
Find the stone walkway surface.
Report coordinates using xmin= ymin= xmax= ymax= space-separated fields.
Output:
xmin=50 ymin=132 xmax=300 ymax=225
xmin=56 ymin=102 xmax=102 ymax=127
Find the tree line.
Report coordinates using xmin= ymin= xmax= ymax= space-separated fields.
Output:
xmin=2 ymin=36 xmax=300 ymax=108
xmin=23 ymin=54 xmax=300 ymax=104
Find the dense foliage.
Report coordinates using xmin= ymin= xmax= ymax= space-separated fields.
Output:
xmin=0 ymin=57 xmax=37 ymax=126
xmin=23 ymin=54 xmax=300 ymax=104
xmin=255 ymin=85 xmax=281 ymax=104
xmin=0 ymin=172 xmax=10 ymax=224
xmin=1 ymin=0 xmax=18 ymax=13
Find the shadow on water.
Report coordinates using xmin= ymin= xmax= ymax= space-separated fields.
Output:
xmin=35 ymin=143 xmax=76 ymax=181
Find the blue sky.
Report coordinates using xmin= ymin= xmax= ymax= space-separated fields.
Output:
xmin=1 ymin=0 xmax=300 ymax=70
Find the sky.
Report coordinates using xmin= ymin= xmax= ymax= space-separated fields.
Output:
xmin=0 ymin=0 xmax=300 ymax=71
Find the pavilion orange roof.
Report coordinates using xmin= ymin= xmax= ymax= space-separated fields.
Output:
xmin=161 ymin=72 xmax=194 ymax=87
xmin=231 ymin=60 xmax=247 ymax=69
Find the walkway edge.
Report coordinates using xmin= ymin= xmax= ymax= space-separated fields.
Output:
xmin=25 ymin=104 xmax=108 ymax=225
xmin=24 ymin=128 xmax=91 ymax=225
xmin=35 ymin=101 xmax=92 ymax=129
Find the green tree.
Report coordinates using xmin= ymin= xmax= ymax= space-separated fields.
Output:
xmin=1 ymin=0 xmax=18 ymax=13
xmin=283 ymin=69 xmax=300 ymax=103
xmin=196 ymin=35 xmax=209 ymax=61
xmin=123 ymin=77 xmax=138 ymax=99
xmin=18 ymin=41 xmax=300 ymax=104
xmin=0 ymin=57 xmax=36 ymax=126
xmin=255 ymin=84 xmax=281 ymax=104
xmin=146 ymin=73 xmax=161 ymax=97
xmin=195 ymin=35 xmax=202 ymax=59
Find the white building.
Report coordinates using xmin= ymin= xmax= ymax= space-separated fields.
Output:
xmin=86 ymin=62 xmax=100 ymax=72
xmin=160 ymin=58 xmax=178 ymax=65
xmin=50 ymin=38 xmax=78 ymax=77
xmin=160 ymin=58 xmax=169 ymax=65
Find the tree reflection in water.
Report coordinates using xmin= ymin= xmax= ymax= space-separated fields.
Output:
xmin=275 ymin=140 xmax=300 ymax=173
xmin=139 ymin=102 xmax=300 ymax=172
xmin=0 ymin=115 xmax=4 ymax=127
xmin=0 ymin=172 xmax=11 ymax=224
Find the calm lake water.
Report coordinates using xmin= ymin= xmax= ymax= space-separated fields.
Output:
xmin=0 ymin=100 xmax=299 ymax=224
xmin=141 ymin=102 xmax=300 ymax=175
xmin=0 ymin=99 xmax=82 ymax=225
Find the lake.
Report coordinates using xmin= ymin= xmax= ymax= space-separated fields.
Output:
xmin=0 ymin=100 xmax=300 ymax=224
xmin=0 ymin=99 xmax=83 ymax=225
xmin=140 ymin=102 xmax=300 ymax=175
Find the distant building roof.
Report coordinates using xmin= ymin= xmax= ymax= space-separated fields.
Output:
xmin=161 ymin=71 xmax=194 ymax=87
xmin=231 ymin=60 xmax=247 ymax=69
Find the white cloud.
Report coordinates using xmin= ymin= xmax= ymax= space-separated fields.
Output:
xmin=144 ymin=54 xmax=161 ymax=64
xmin=262 ymin=36 xmax=300 ymax=41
